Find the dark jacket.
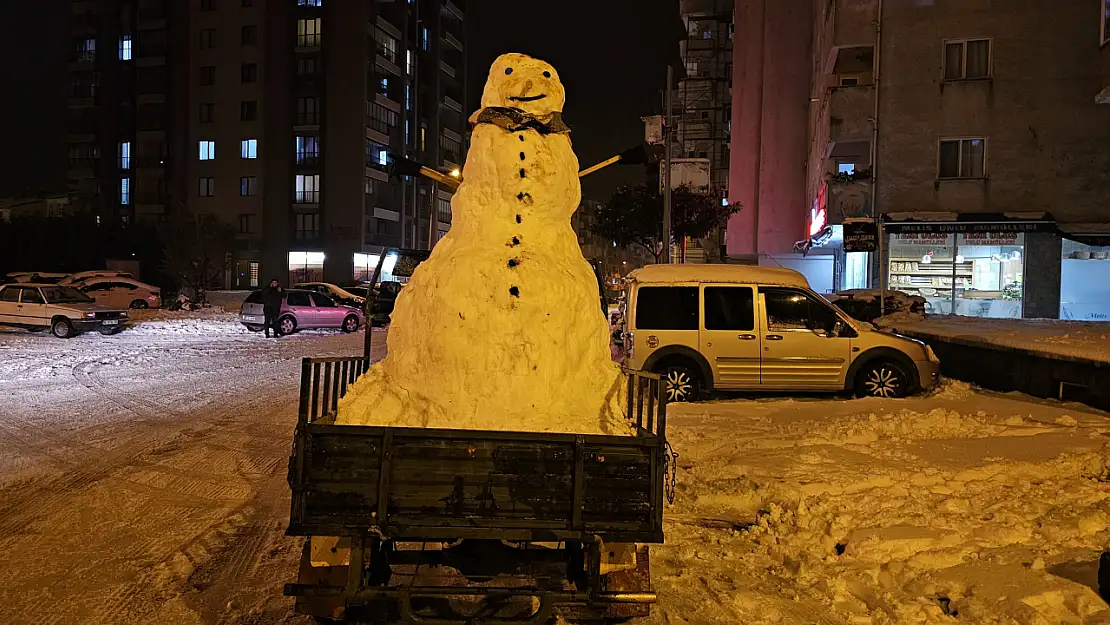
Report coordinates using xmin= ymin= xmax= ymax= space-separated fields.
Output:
xmin=262 ymin=286 xmax=284 ymax=310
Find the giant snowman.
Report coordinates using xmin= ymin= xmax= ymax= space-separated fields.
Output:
xmin=337 ymin=53 xmax=629 ymax=435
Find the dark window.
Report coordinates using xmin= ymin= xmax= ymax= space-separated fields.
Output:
xmin=240 ymin=176 xmax=257 ymax=196
xmin=762 ymin=288 xmax=840 ymax=332
xmin=635 ymin=286 xmax=698 ymax=330
xmin=295 ymin=212 xmax=320 ymax=239
xmin=245 ymin=290 xmax=265 ymax=304
xmin=311 ymin=293 xmax=337 ymax=307
xmin=296 ymin=135 xmax=320 ymax=164
xmin=938 ymin=138 xmax=986 ymax=179
xmin=297 ymin=97 xmax=319 ymax=125
xmin=241 ymin=63 xmax=258 ymax=83
xmin=199 ymin=176 xmax=215 ymax=197
xmin=240 ymin=100 xmax=257 ymax=121
xmin=943 ymin=39 xmax=991 ymax=80
xmin=238 ymin=213 xmax=255 ymax=233
xmin=242 ymin=0 xmax=253 ymax=5
xmin=369 ymin=102 xmax=397 ymax=134
xmin=287 ymin=292 xmax=312 ymax=307
xmin=199 ymin=102 xmax=214 ymax=123
xmin=0 ymin=288 xmax=20 ymax=302
xmin=201 ymin=0 xmax=215 ymax=9
xmin=200 ymin=28 xmax=217 ymax=49
xmin=199 ymin=65 xmax=215 ymax=86
xmin=374 ymin=28 xmax=398 ymax=64
xmin=703 ymin=286 xmax=755 ymax=331
xmin=297 ymin=57 xmax=318 ymax=75
xmin=241 ymin=24 xmax=257 ymax=45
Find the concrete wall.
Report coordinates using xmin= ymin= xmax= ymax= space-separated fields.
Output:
xmin=877 ymin=0 xmax=1110 ymax=224
xmin=728 ymin=0 xmax=813 ymax=259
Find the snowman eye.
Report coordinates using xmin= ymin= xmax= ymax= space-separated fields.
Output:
xmin=505 ymin=67 xmax=513 ymax=75
xmin=543 ymin=71 xmax=551 ymax=78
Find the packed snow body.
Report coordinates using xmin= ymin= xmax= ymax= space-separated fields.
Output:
xmin=338 ymin=53 xmax=627 ymax=435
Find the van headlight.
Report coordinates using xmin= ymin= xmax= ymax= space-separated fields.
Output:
xmin=926 ymin=345 xmax=940 ymax=364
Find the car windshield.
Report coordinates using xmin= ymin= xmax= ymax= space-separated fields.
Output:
xmin=41 ymin=286 xmax=95 ymax=304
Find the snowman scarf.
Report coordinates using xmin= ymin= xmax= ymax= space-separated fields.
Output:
xmin=468 ymin=107 xmax=570 ymax=136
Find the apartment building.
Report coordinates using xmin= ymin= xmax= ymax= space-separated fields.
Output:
xmin=674 ymin=0 xmax=733 ymax=264
xmin=67 ymin=0 xmax=466 ymax=289
xmin=730 ymin=0 xmax=1110 ymax=318
xmin=572 ymin=200 xmax=654 ymax=290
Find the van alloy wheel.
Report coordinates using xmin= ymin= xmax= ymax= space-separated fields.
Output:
xmin=664 ymin=369 xmax=694 ymax=402
xmin=863 ymin=366 xmax=903 ymax=398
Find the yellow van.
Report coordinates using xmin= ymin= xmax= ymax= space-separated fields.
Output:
xmin=620 ymin=265 xmax=939 ymax=401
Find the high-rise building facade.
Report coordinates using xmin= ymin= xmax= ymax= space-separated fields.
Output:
xmin=675 ymin=0 xmax=733 ymax=263
xmin=68 ymin=0 xmax=466 ymax=288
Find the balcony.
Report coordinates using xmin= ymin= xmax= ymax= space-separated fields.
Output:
xmin=444 ymin=0 xmax=464 ymax=20
xmin=827 ymin=85 xmax=874 ymax=145
xmin=827 ymin=0 xmax=877 ymax=54
xmin=443 ymin=31 xmax=463 ymax=51
xmin=440 ymin=59 xmax=457 ymax=79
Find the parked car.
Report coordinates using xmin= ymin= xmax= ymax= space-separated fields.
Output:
xmin=619 ymin=264 xmax=940 ymax=401
xmin=829 ymin=289 xmax=926 ymax=323
xmin=77 ymin=277 xmax=162 ymax=309
xmin=343 ymin=285 xmax=370 ymax=300
xmin=6 ymin=272 xmax=69 ymax=284
xmin=58 ymin=270 xmax=136 ymax=286
xmin=368 ymin=281 xmax=403 ymax=326
xmin=239 ymin=289 xmax=363 ymax=334
xmin=293 ymin=282 xmax=365 ymax=309
xmin=0 ymin=283 xmax=129 ymax=338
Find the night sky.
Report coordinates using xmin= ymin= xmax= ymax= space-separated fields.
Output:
xmin=0 ymin=1 xmax=681 ymax=202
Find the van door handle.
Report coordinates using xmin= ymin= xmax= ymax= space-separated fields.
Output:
xmin=766 ymin=334 xmax=783 ymax=341
xmin=738 ymin=334 xmax=756 ymax=340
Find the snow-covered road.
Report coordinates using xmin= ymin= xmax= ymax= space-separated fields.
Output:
xmin=0 ymin=311 xmax=382 ymax=624
xmin=1 ymin=312 xmax=1109 ymax=624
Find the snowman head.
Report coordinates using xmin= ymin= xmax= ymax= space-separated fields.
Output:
xmin=480 ymin=53 xmax=565 ymax=117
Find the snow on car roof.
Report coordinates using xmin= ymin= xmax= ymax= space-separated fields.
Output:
xmin=628 ymin=264 xmax=811 ymax=288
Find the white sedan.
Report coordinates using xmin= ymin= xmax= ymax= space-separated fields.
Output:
xmin=78 ymin=277 xmax=163 ymax=309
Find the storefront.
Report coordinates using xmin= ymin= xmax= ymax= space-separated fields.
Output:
xmin=882 ymin=215 xmax=1056 ymax=319
xmin=1059 ymin=229 xmax=1110 ymax=321
xmin=288 ymin=251 xmax=325 ymax=285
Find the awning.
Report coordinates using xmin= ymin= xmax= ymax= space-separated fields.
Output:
xmin=881 ymin=212 xmax=1056 ymax=234
xmin=1058 ymin=223 xmax=1110 ymax=247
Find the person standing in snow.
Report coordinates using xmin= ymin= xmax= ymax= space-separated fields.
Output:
xmin=262 ymin=279 xmax=284 ymax=338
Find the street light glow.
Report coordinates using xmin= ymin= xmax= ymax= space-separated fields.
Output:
xmin=450 ymin=169 xmax=461 ymax=178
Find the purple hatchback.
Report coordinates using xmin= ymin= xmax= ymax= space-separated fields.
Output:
xmin=239 ymin=289 xmax=364 ymax=334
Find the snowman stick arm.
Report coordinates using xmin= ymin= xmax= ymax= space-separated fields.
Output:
xmin=579 ymin=155 xmax=623 ymax=178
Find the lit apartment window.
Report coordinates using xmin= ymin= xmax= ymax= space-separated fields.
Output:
xmin=297 ymin=96 xmax=320 ymax=125
xmin=241 ymin=138 xmax=258 ymax=159
xmin=297 ymin=18 xmax=321 ymax=47
xmin=118 ymin=142 xmax=131 ymax=169
xmin=119 ymin=34 xmax=132 ymax=60
xmin=375 ymin=28 xmax=398 ymax=64
xmin=406 ymin=50 xmax=413 ymax=75
xmin=364 ymin=176 xmax=375 ymax=195
xmin=199 ymin=140 xmax=216 ymax=161
xmin=406 ymin=84 xmax=412 ymax=110
xmin=938 ymin=138 xmax=987 ymax=179
xmin=366 ymin=140 xmax=388 ymax=169
xmin=943 ymin=38 xmax=991 ymax=80
xmin=295 ymin=213 xmax=320 ymax=239
xmin=419 ymin=125 xmax=426 ymax=151
xmin=421 ymin=27 xmax=429 ymax=51
xmin=78 ymin=38 xmax=96 ymax=62
xmin=199 ymin=177 xmax=215 ymax=197
xmin=200 ymin=102 xmax=215 ymax=122
xmin=239 ymin=213 xmax=255 ymax=233
xmin=240 ymin=176 xmax=257 ymax=196
xmin=120 ymin=178 xmax=131 ymax=204
xmin=241 ymin=63 xmax=258 ymax=83
xmin=241 ymin=24 xmax=257 ymax=46
xmin=298 ymin=0 xmax=322 ymax=5
xmin=296 ymin=136 xmax=320 ymax=164
xmin=240 ymin=100 xmax=257 ymax=121
xmin=200 ymin=29 xmax=217 ymax=49
xmin=295 ymin=174 xmax=320 ymax=203
xmin=837 ymin=163 xmax=855 ymax=174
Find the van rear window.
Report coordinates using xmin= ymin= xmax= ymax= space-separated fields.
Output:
xmin=635 ymin=286 xmax=698 ymax=330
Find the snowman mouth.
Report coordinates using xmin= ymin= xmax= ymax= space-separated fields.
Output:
xmin=509 ymin=94 xmax=547 ymax=102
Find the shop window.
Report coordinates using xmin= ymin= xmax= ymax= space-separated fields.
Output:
xmin=288 ymin=251 xmax=324 ymax=285
xmin=354 ymin=253 xmax=380 ymax=282
xmin=1060 ymin=239 xmax=1110 ymax=321
xmin=888 ymin=231 xmax=1023 ymax=318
